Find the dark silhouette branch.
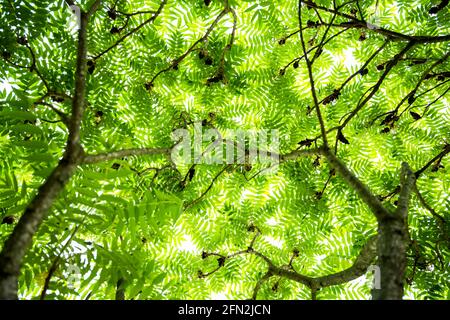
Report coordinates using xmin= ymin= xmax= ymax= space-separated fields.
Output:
xmin=415 ymin=144 xmax=450 ymax=178
xmin=392 ymin=51 xmax=450 ymax=116
xmin=146 ymin=5 xmax=231 ymax=88
xmin=340 ymin=41 xmax=415 ymax=129
xmin=298 ymin=0 xmax=329 ymax=149
xmin=319 ymin=40 xmax=389 ymax=109
xmin=93 ymin=0 xmax=167 ymax=61
xmin=184 ymin=165 xmax=232 ymax=210
xmin=280 ymin=28 xmax=349 ymax=74
xmin=303 ymin=1 xmax=450 ymax=43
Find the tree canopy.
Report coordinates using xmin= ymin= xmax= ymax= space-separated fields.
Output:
xmin=0 ymin=0 xmax=449 ymax=300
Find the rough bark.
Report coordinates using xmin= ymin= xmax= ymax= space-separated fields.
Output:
xmin=375 ymin=217 xmax=409 ymax=299
xmin=0 ymin=11 xmax=90 ymax=300
xmin=374 ymin=163 xmax=415 ymax=300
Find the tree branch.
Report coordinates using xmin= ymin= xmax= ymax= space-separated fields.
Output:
xmin=0 ymin=10 xmax=93 ymax=300
xmin=93 ymin=0 xmax=167 ymax=61
xmin=298 ymin=0 xmax=329 ymax=148
xmin=201 ymin=231 xmax=378 ymax=299
xmin=146 ymin=6 xmax=230 ymax=88
xmin=340 ymin=41 xmax=415 ymax=129
xmin=303 ymin=1 xmax=450 ymax=43
xmin=40 ymin=223 xmax=83 ymax=300
xmin=321 ymin=147 xmax=390 ymax=221
xmin=82 ymin=147 xmax=171 ymax=164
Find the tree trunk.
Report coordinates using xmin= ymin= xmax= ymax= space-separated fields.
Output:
xmin=374 ymin=216 xmax=409 ymax=300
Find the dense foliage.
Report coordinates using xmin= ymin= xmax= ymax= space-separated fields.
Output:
xmin=0 ymin=0 xmax=449 ymax=300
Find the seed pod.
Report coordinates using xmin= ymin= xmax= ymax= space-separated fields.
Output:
xmin=188 ymin=168 xmax=195 ymax=181
xmin=87 ymin=60 xmax=96 ymax=74
xmin=204 ymin=57 xmax=213 ymax=65
xmin=377 ymin=64 xmax=385 ymax=71
xmin=410 ymin=111 xmax=422 ymax=120
xmin=2 ymin=51 xmax=11 ymax=59
xmin=298 ymin=138 xmax=313 ymax=147
xmin=313 ymin=156 xmax=321 ymax=167
xmin=204 ymin=0 xmax=211 ymax=6
xmin=17 ymin=36 xmax=28 ymax=45
xmin=110 ymin=26 xmax=120 ymax=34
xmin=293 ymin=61 xmax=299 ymax=68
xmin=111 ymin=163 xmax=120 ymax=170
xmin=206 ymin=73 xmax=223 ymax=84
xmin=407 ymin=95 xmax=416 ymax=105
xmin=337 ymin=130 xmax=350 ymax=144
xmin=107 ymin=9 xmax=117 ymax=20
xmin=359 ymin=68 xmax=369 ymax=76
xmin=307 ymin=20 xmax=316 ymax=28
xmin=144 ymin=82 xmax=153 ymax=90
xmin=315 ymin=48 xmax=323 ymax=57
xmin=1 ymin=216 xmax=15 ymax=225
xmin=429 ymin=6 xmax=439 ymax=14
xmin=51 ymin=96 xmax=65 ymax=103
xmin=217 ymin=257 xmax=225 ymax=267
xmin=278 ymin=38 xmax=286 ymax=45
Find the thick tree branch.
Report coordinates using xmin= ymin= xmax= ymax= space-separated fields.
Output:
xmin=396 ymin=163 xmax=416 ymax=220
xmin=321 ymin=147 xmax=390 ymax=220
xmin=375 ymin=163 xmax=415 ymax=300
xmin=201 ymin=231 xmax=377 ymax=299
xmin=0 ymin=11 xmax=92 ymax=300
xmin=252 ymin=272 xmax=272 ymax=300
xmin=82 ymin=147 xmax=171 ymax=164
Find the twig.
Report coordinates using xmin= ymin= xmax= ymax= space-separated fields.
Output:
xmin=93 ymin=0 xmax=167 ymax=61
